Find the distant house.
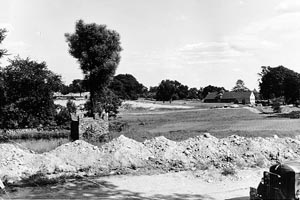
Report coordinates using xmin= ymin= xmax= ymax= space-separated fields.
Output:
xmin=204 ymin=91 xmax=255 ymax=104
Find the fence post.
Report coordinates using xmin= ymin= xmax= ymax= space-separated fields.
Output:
xmin=70 ymin=113 xmax=79 ymax=141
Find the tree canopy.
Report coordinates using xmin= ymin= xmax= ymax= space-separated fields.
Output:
xmin=65 ymin=20 xmax=122 ymax=115
xmin=156 ymin=80 xmax=192 ymax=102
xmin=202 ymin=85 xmax=227 ymax=99
xmin=259 ymin=66 xmax=300 ymax=104
xmin=232 ymin=79 xmax=250 ymax=92
xmin=0 ymin=57 xmax=62 ymax=128
xmin=109 ymin=74 xmax=147 ymax=100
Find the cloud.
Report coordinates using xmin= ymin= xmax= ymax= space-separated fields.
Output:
xmin=177 ymin=42 xmax=249 ymax=65
xmin=223 ymin=11 xmax=300 ymax=57
xmin=175 ymin=14 xmax=188 ymax=21
xmin=275 ymin=0 xmax=300 ymax=13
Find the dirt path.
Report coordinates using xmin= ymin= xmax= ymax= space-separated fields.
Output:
xmin=96 ymin=168 xmax=264 ymax=200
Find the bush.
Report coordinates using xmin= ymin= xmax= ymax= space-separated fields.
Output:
xmin=85 ymin=89 xmax=121 ymax=118
xmin=272 ymin=99 xmax=282 ymax=113
xmin=66 ymin=99 xmax=76 ymax=113
xmin=55 ymin=107 xmax=71 ymax=128
xmin=20 ymin=171 xmax=68 ymax=187
xmin=221 ymin=166 xmax=237 ymax=176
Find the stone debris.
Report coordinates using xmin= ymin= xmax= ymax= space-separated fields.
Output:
xmin=2 ymin=134 xmax=300 ymax=183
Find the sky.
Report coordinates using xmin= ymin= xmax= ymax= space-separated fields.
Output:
xmin=1 ymin=0 xmax=300 ymax=90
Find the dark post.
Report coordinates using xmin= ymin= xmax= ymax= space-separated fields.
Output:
xmin=70 ymin=113 xmax=79 ymax=141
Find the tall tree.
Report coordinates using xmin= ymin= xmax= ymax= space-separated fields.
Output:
xmin=65 ymin=20 xmax=122 ymax=115
xmin=0 ymin=29 xmax=7 ymax=108
xmin=0 ymin=28 xmax=8 ymax=59
xmin=232 ymin=79 xmax=250 ymax=92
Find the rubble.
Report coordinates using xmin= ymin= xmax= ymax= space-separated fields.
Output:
xmin=2 ymin=134 xmax=300 ymax=183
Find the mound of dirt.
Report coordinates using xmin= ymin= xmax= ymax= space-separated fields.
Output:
xmin=100 ymin=135 xmax=152 ymax=169
xmin=2 ymin=134 xmax=300 ymax=183
xmin=48 ymin=140 xmax=104 ymax=172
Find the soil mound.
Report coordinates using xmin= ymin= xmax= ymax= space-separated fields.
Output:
xmin=100 ymin=135 xmax=152 ymax=169
xmin=48 ymin=140 xmax=103 ymax=172
xmin=2 ymin=134 xmax=300 ymax=183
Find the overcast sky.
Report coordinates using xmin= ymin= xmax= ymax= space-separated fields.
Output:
xmin=1 ymin=0 xmax=300 ymax=90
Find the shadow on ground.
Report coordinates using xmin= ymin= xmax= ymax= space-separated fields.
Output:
xmin=225 ymin=197 xmax=249 ymax=200
xmin=5 ymin=179 xmax=215 ymax=200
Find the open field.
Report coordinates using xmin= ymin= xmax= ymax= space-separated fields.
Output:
xmin=111 ymin=101 xmax=300 ymax=142
xmin=5 ymin=100 xmax=300 ymax=153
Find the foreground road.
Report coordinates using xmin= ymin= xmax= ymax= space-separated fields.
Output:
xmin=96 ymin=168 xmax=264 ymax=200
xmin=7 ymin=168 xmax=264 ymax=199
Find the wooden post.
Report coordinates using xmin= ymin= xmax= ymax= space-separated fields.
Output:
xmin=70 ymin=113 xmax=79 ymax=141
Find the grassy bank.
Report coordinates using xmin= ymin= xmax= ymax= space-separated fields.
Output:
xmin=110 ymin=106 xmax=300 ymax=142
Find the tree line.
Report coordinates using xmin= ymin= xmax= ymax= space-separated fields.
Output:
xmin=1 ymin=19 xmax=300 ymax=130
xmin=58 ymin=76 xmax=228 ymax=102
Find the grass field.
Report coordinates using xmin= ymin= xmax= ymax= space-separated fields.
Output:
xmin=110 ymin=101 xmax=300 ymax=142
xmin=6 ymin=101 xmax=300 ymax=153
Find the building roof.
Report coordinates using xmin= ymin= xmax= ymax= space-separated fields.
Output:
xmin=204 ymin=92 xmax=218 ymax=100
xmin=204 ymin=91 xmax=253 ymax=100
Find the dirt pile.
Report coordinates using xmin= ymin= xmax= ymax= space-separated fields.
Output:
xmin=100 ymin=135 xmax=152 ymax=169
xmin=2 ymin=134 xmax=300 ymax=183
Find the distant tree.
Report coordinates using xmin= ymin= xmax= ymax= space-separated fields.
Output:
xmin=156 ymin=80 xmax=189 ymax=102
xmin=60 ymin=84 xmax=70 ymax=95
xmin=156 ymin=80 xmax=177 ymax=102
xmin=0 ymin=28 xmax=8 ymax=59
xmin=202 ymin=85 xmax=227 ymax=99
xmin=232 ymin=79 xmax=250 ymax=92
xmin=65 ymin=20 xmax=122 ymax=116
xmin=109 ymin=74 xmax=146 ymax=100
xmin=187 ymin=87 xmax=199 ymax=99
xmin=259 ymin=66 xmax=300 ymax=104
xmin=0 ymin=57 xmax=62 ymax=128
xmin=198 ymin=87 xmax=204 ymax=99
xmin=177 ymin=84 xmax=189 ymax=99
xmin=147 ymin=86 xmax=158 ymax=99
xmin=68 ymin=79 xmax=86 ymax=95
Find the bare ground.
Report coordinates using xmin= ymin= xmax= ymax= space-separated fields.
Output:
xmin=97 ymin=168 xmax=264 ymax=200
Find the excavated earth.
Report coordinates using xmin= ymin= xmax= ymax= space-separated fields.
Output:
xmin=1 ymin=134 xmax=300 ymax=184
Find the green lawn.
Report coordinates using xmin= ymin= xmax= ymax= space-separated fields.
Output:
xmin=110 ymin=105 xmax=300 ymax=142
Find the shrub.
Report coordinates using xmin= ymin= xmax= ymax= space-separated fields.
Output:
xmin=221 ymin=166 xmax=237 ymax=176
xmin=20 ymin=171 xmax=68 ymax=187
xmin=55 ymin=107 xmax=71 ymax=128
xmin=66 ymin=100 xmax=76 ymax=113
xmin=272 ymin=100 xmax=282 ymax=113
xmin=85 ymin=88 xmax=121 ymax=118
